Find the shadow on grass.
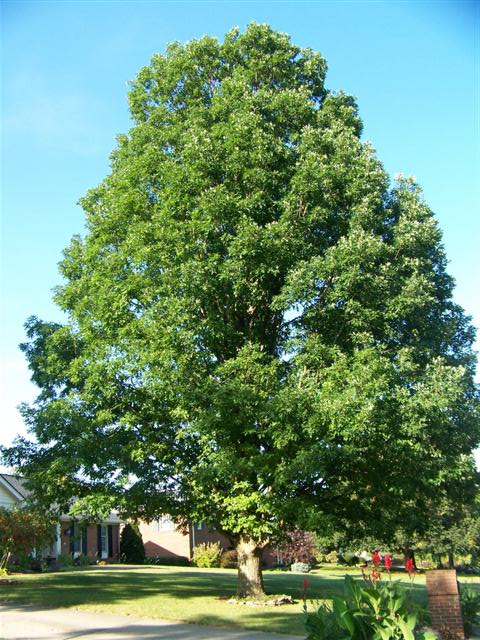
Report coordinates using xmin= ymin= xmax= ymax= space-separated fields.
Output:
xmin=0 ymin=568 xmax=430 ymax=636
xmin=0 ymin=567 xmax=430 ymax=604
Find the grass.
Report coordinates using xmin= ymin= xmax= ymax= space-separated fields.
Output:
xmin=0 ymin=565 xmax=478 ymax=636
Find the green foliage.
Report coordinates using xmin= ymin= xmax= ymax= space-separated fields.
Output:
xmin=120 ymin=523 xmax=146 ymax=565
xmin=324 ymin=551 xmax=340 ymax=565
xmin=2 ymin=23 xmax=479 ymax=597
xmin=460 ymin=587 xmax=480 ymax=637
xmin=57 ymin=552 xmax=74 ymax=568
xmin=220 ymin=550 xmax=238 ymax=568
xmin=192 ymin=542 xmax=222 ymax=568
xmin=0 ymin=507 xmax=54 ymax=570
xmin=74 ymin=554 xmax=95 ymax=566
xmin=305 ymin=575 xmax=435 ymax=640
xmin=341 ymin=553 xmax=360 ymax=567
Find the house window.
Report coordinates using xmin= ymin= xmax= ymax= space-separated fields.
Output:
xmin=70 ymin=522 xmax=83 ymax=557
xmin=100 ymin=525 xmax=108 ymax=558
xmin=154 ymin=515 xmax=175 ymax=532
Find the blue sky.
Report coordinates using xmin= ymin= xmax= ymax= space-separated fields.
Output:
xmin=1 ymin=1 xmax=479 ymax=462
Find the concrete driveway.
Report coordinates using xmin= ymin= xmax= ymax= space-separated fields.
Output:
xmin=0 ymin=605 xmax=303 ymax=640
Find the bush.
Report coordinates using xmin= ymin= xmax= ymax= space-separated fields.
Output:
xmin=324 ymin=550 xmax=339 ymax=564
xmin=57 ymin=552 xmax=74 ymax=568
xmin=30 ymin=558 xmax=44 ymax=572
xmin=120 ymin=523 xmax=145 ymax=564
xmin=305 ymin=575 xmax=436 ymax=640
xmin=220 ymin=550 xmax=238 ymax=568
xmin=460 ymin=587 xmax=480 ymax=637
xmin=341 ymin=552 xmax=360 ymax=566
xmin=192 ymin=542 xmax=222 ymax=568
xmin=279 ymin=530 xmax=318 ymax=565
xmin=291 ymin=561 xmax=311 ymax=573
xmin=12 ymin=553 xmax=32 ymax=572
xmin=145 ymin=555 xmax=190 ymax=566
xmin=74 ymin=554 xmax=95 ymax=566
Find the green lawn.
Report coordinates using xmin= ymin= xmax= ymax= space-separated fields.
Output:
xmin=0 ymin=566 xmax=478 ymax=636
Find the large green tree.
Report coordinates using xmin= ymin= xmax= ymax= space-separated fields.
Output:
xmin=3 ymin=24 xmax=478 ymax=597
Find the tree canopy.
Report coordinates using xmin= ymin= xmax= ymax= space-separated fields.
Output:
xmin=2 ymin=24 xmax=478 ymax=596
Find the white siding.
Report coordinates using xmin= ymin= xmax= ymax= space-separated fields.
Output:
xmin=0 ymin=483 xmax=18 ymax=509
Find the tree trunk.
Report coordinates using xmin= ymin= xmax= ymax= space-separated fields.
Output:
xmin=236 ymin=538 xmax=265 ymax=598
xmin=447 ymin=550 xmax=455 ymax=569
xmin=433 ymin=553 xmax=443 ymax=569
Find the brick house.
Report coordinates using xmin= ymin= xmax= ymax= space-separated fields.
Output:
xmin=139 ymin=516 xmax=278 ymax=567
xmin=0 ymin=473 xmax=121 ymax=561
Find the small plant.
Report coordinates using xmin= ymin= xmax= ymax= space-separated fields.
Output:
xmin=57 ymin=552 xmax=74 ymax=568
xmin=192 ymin=542 xmax=222 ymax=568
xmin=324 ymin=550 xmax=339 ymax=564
xmin=304 ymin=574 xmax=436 ymax=640
xmin=12 ymin=553 xmax=32 ymax=572
xmin=460 ymin=586 xmax=480 ymax=637
xmin=291 ymin=562 xmax=311 ymax=573
xmin=220 ymin=549 xmax=238 ymax=568
xmin=0 ymin=567 xmax=8 ymax=577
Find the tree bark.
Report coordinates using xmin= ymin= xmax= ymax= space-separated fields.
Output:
xmin=433 ymin=553 xmax=443 ymax=569
xmin=236 ymin=537 xmax=265 ymax=598
xmin=447 ymin=550 xmax=455 ymax=569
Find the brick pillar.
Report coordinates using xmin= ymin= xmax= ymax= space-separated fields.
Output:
xmin=426 ymin=570 xmax=465 ymax=640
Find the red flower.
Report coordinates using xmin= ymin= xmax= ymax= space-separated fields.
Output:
xmin=371 ymin=570 xmax=381 ymax=581
xmin=372 ymin=551 xmax=381 ymax=566
xmin=384 ymin=554 xmax=392 ymax=570
xmin=405 ymin=557 xmax=415 ymax=575
xmin=303 ymin=578 xmax=309 ymax=589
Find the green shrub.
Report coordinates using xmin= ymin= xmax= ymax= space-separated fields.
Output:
xmin=324 ymin=550 xmax=339 ymax=564
xmin=192 ymin=542 xmax=222 ymax=568
xmin=120 ymin=523 xmax=145 ymax=564
xmin=12 ymin=553 xmax=32 ymax=572
xmin=145 ymin=555 xmax=190 ymax=566
xmin=338 ymin=552 xmax=359 ymax=566
xmin=57 ymin=552 xmax=74 ymax=568
xmin=220 ymin=550 xmax=238 ymax=568
xmin=460 ymin=586 xmax=480 ymax=637
xmin=305 ymin=575 xmax=436 ymax=640
xmin=74 ymin=554 xmax=95 ymax=566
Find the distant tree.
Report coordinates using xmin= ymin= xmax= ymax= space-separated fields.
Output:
xmin=2 ymin=24 xmax=479 ymax=597
xmin=120 ymin=523 xmax=145 ymax=564
xmin=411 ymin=468 xmax=480 ymax=568
xmin=0 ymin=507 xmax=55 ymax=571
xmin=279 ymin=530 xmax=318 ymax=564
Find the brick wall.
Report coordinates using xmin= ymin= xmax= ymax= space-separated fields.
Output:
xmin=60 ymin=522 xmax=120 ymax=560
xmin=139 ymin=522 xmax=191 ymax=559
xmin=426 ymin=570 xmax=465 ymax=640
xmin=138 ymin=521 xmax=276 ymax=566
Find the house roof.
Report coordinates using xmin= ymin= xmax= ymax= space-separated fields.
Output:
xmin=0 ymin=473 xmax=28 ymax=501
xmin=0 ymin=473 xmax=123 ymax=524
